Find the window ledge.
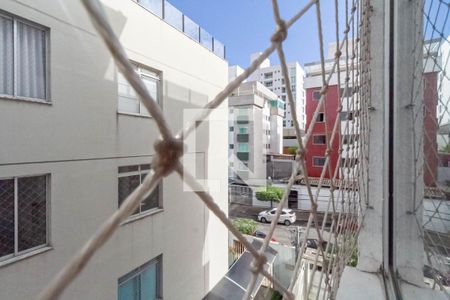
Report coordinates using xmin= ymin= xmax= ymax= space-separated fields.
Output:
xmin=0 ymin=246 xmax=53 ymax=268
xmin=117 ymin=111 xmax=153 ymax=119
xmin=0 ymin=95 xmax=51 ymax=105
xmin=121 ymin=208 xmax=164 ymax=225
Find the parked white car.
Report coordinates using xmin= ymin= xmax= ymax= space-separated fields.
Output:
xmin=257 ymin=208 xmax=296 ymax=226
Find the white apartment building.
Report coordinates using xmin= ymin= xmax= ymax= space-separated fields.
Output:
xmin=0 ymin=1 xmax=228 ymax=299
xmin=249 ymin=53 xmax=306 ymax=132
xmin=228 ymin=80 xmax=284 ymax=183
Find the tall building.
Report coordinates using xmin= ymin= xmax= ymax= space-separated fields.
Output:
xmin=248 ymin=53 xmax=306 ymax=152
xmin=0 ymin=1 xmax=228 ymax=299
xmin=228 ymin=80 xmax=284 ymax=183
xmin=304 ymin=41 xmax=442 ymax=183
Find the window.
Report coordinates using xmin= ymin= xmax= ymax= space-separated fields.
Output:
xmin=313 ymin=90 xmax=321 ymax=100
xmin=229 ymin=126 xmax=234 ymax=132
xmin=0 ymin=13 xmax=48 ymax=101
xmin=229 ymin=144 xmax=234 ymax=150
xmin=265 ymin=81 xmax=273 ymax=87
xmin=118 ymin=256 xmax=162 ymax=300
xmin=0 ymin=175 xmax=49 ymax=260
xmin=283 ymin=120 xmax=286 ymax=127
xmin=238 ymin=143 xmax=249 ymax=152
xmin=118 ymin=164 xmax=161 ymax=215
xmin=340 ymin=112 xmax=348 ymax=121
xmin=118 ymin=64 xmax=160 ymax=116
xmin=239 ymin=127 xmax=248 ymax=134
xmin=313 ymin=157 xmax=326 ymax=167
xmin=313 ymin=135 xmax=327 ymax=144
xmin=316 ymin=113 xmax=325 ymax=122
xmin=281 ymin=87 xmax=286 ymax=93
xmin=264 ymin=72 xmax=273 ymax=79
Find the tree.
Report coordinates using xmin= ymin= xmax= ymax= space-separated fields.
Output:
xmin=441 ymin=143 xmax=450 ymax=153
xmin=233 ymin=218 xmax=257 ymax=235
xmin=287 ymin=146 xmax=298 ymax=155
xmin=255 ymin=186 xmax=284 ymax=208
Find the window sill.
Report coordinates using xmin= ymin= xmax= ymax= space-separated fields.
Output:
xmin=0 ymin=95 xmax=51 ymax=105
xmin=0 ymin=246 xmax=53 ymax=268
xmin=121 ymin=208 xmax=164 ymax=225
xmin=117 ymin=111 xmax=153 ymax=119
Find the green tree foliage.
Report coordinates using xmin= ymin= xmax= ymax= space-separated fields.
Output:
xmin=287 ymin=146 xmax=298 ymax=155
xmin=233 ymin=218 xmax=257 ymax=235
xmin=441 ymin=143 xmax=450 ymax=153
xmin=255 ymin=186 xmax=284 ymax=202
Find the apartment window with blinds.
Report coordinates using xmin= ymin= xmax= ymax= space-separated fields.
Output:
xmin=0 ymin=13 xmax=48 ymax=101
xmin=118 ymin=64 xmax=160 ymax=116
xmin=0 ymin=175 xmax=49 ymax=261
xmin=118 ymin=256 xmax=162 ymax=300
xmin=118 ymin=164 xmax=162 ymax=216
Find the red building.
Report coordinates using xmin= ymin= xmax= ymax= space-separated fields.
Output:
xmin=303 ymin=65 xmax=439 ymax=185
xmin=304 ymin=85 xmax=341 ymax=179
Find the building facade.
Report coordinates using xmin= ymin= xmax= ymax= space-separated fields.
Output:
xmin=304 ymin=41 xmax=442 ymax=183
xmin=248 ymin=53 xmax=306 ymax=150
xmin=228 ymin=81 xmax=284 ymax=183
xmin=0 ymin=1 xmax=228 ymax=299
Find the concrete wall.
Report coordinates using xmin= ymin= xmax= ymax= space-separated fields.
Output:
xmin=0 ymin=1 xmax=228 ymax=299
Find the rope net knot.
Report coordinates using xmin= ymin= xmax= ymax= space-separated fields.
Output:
xmin=271 ymin=20 xmax=288 ymax=44
xmin=152 ymin=137 xmax=184 ymax=176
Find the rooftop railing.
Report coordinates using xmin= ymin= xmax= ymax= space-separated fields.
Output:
xmin=136 ymin=0 xmax=226 ymax=59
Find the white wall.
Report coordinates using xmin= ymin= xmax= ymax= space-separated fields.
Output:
xmin=0 ymin=0 xmax=228 ymax=299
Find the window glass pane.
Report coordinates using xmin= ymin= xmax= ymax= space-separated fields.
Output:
xmin=17 ymin=175 xmax=47 ymax=252
xmin=16 ymin=21 xmax=46 ymax=100
xmin=119 ymin=165 xmax=139 ymax=173
xmin=238 ymin=143 xmax=248 ymax=152
xmin=140 ymin=164 xmax=151 ymax=171
xmin=140 ymin=174 xmax=160 ymax=211
xmin=0 ymin=179 xmax=15 ymax=257
xmin=118 ymin=72 xmax=139 ymax=114
xmin=139 ymin=0 xmax=163 ymax=18
xmin=164 ymin=1 xmax=183 ymax=31
xmin=140 ymin=75 xmax=158 ymax=115
xmin=118 ymin=175 xmax=140 ymax=210
xmin=118 ymin=277 xmax=138 ymax=300
xmin=183 ymin=15 xmax=199 ymax=41
xmin=140 ymin=263 xmax=157 ymax=299
xmin=0 ymin=16 xmax=13 ymax=96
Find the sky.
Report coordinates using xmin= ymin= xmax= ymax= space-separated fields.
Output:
xmin=168 ymin=0 xmax=347 ymax=67
xmin=168 ymin=0 xmax=450 ymax=68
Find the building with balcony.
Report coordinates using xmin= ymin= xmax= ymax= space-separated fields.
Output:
xmin=0 ymin=0 xmax=228 ymax=299
xmin=248 ymin=53 xmax=306 ymax=151
xmin=228 ymin=80 xmax=284 ymax=184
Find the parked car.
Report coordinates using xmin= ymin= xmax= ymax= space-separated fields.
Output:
xmin=257 ymin=208 xmax=296 ymax=226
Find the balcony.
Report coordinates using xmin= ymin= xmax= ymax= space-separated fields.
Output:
xmin=237 ymin=152 xmax=249 ymax=161
xmin=237 ymin=134 xmax=249 ymax=143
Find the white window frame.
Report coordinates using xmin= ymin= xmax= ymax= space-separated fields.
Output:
xmin=0 ymin=174 xmax=50 ymax=262
xmin=118 ymin=63 xmax=161 ymax=117
xmin=118 ymin=164 xmax=162 ymax=219
xmin=0 ymin=12 xmax=50 ymax=103
xmin=118 ymin=255 xmax=163 ymax=300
